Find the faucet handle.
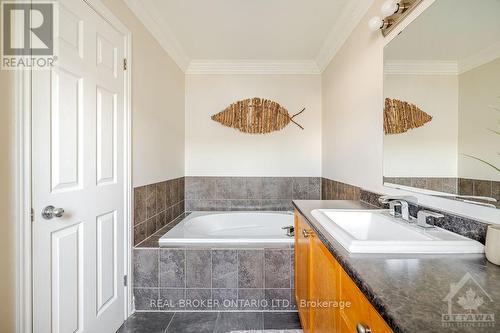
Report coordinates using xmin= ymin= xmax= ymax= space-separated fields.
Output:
xmin=417 ymin=210 xmax=444 ymax=229
xmin=388 ymin=201 xmax=401 ymax=217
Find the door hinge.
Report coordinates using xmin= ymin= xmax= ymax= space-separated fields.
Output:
xmin=123 ymin=275 xmax=128 ymax=287
xmin=123 ymin=58 xmax=127 ymax=71
xmin=31 ymin=208 xmax=34 ymax=222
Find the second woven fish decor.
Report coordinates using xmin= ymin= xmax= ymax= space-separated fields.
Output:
xmin=211 ymin=97 xmax=305 ymax=134
xmin=384 ymin=98 xmax=432 ymax=135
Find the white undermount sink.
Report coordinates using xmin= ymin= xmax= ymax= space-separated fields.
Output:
xmin=311 ymin=209 xmax=484 ymax=254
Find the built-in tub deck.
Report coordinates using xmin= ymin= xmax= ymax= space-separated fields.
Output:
xmin=159 ymin=211 xmax=295 ymax=248
xmin=133 ymin=211 xmax=296 ymax=312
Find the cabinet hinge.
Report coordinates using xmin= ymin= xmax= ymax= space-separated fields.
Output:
xmin=124 ymin=275 xmax=128 ymax=287
xmin=31 ymin=208 xmax=34 ymax=222
xmin=123 ymin=58 xmax=127 ymax=71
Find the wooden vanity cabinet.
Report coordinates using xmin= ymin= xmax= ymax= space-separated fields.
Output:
xmin=295 ymin=212 xmax=312 ymax=331
xmin=294 ymin=210 xmax=392 ymax=333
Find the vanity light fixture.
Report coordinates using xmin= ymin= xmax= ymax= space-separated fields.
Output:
xmin=368 ymin=16 xmax=391 ymax=31
xmin=369 ymin=0 xmax=422 ymax=36
xmin=381 ymin=0 xmax=408 ymax=18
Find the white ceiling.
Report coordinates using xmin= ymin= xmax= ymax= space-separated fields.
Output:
xmin=124 ymin=0 xmax=373 ymax=73
xmin=385 ymin=0 xmax=500 ymax=63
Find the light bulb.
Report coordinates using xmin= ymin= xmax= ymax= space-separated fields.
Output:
xmin=368 ymin=16 xmax=384 ymax=31
xmin=381 ymin=0 xmax=399 ymax=18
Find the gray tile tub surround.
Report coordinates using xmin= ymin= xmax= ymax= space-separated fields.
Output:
xmin=133 ymin=247 xmax=295 ymax=311
xmin=185 ymin=176 xmax=321 ymax=211
xmin=134 ymin=177 xmax=185 ymax=246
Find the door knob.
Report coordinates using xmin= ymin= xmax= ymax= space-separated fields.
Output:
xmin=42 ymin=205 xmax=65 ymax=220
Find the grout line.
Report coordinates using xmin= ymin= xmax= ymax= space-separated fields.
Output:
xmin=236 ymin=250 xmax=239 ymax=299
xmin=184 ymin=248 xmax=187 ymax=289
xmin=163 ymin=312 xmax=176 ymax=333
xmin=212 ymin=311 xmax=220 ymax=333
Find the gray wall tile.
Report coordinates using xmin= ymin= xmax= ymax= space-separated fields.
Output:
xmin=474 ymin=180 xmax=492 ymax=197
xmin=186 ymin=250 xmax=212 ymax=288
xmin=134 ymin=222 xmax=147 ymax=245
xmin=146 ymin=184 xmax=156 ymax=218
xmin=185 ymin=289 xmax=212 ymax=310
xmin=309 ymin=177 xmax=321 ymax=199
xmin=230 ymin=177 xmax=247 ymax=199
xmin=215 ymin=177 xmax=231 ymax=199
xmin=231 ymin=199 xmax=251 ymax=211
xmin=265 ymin=249 xmax=291 ymax=288
xmin=238 ymin=289 xmax=265 ymax=310
xmin=212 ymin=289 xmax=238 ymax=310
xmin=265 ymin=289 xmax=293 ymax=311
xmin=292 ymin=178 xmax=309 ymax=200
xmin=158 ymin=288 xmax=185 ymax=311
xmin=246 ymin=178 xmax=263 ymax=199
xmin=134 ymin=288 xmax=159 ymax=310
xmin=133 ymin=249 xmax=158 ymax=288
xmin=216 ymin=200 xmax=232 ymax=211
xmin=159 ymin=249 xmax=185 ymax=288
xmin=238 ymin=250 xmax=264 ymax=288
xmin=156 ymin=181 xmax=167 ymax=212
xmin=263 ymin=177 xmax=292 ymax=199
xmin=212 ymin=250 xmax=237 ymax=288
xmin=134 ymin=186 xmax=147 ymax=224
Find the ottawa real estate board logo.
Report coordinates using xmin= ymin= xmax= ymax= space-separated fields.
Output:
xmin=1 ymin=1 xmax=57 ymax=69
xmin=442 ymin=272 xmax=495 ymax=329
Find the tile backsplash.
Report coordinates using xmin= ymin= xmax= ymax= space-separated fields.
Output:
xmin=384 ymin=177 xmax=500 ymax=208
xmin=185 ymin=176 xmax=321 ymax=212
xmin=134 ymin=177 xmax=185 ymax=246
xmin=321 ymin=178 xmax=361 ymax=200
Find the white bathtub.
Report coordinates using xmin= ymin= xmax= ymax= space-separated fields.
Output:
xmin=158 ymin=211 xmax=295 ymax=248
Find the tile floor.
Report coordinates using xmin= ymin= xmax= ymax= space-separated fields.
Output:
xmin=116 ymin=311 xmax=302 ymax=333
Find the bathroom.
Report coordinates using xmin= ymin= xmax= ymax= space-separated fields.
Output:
xmin=1 ymin=0 xmax=500 ymax=332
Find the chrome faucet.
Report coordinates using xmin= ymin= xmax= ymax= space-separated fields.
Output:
xmin=417 ymin=210 xmax=444 ymax=229
xmin=378 ymin=195 xmax=418 ymax=222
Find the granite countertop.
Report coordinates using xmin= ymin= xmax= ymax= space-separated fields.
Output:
xmin=293 ymin=200 xmax=500 ymax=333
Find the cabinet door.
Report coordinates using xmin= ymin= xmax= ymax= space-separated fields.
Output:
xmin=310 ymin=234 xmax=340 ymax=333
xmin=339 ymin=265 xmax=392 ymax=333
xmin=295 ymin=211 xmax=312 ymax=332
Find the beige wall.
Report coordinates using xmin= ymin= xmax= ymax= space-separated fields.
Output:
xmin=321 ymin=0 xmax=500 ymax=223
xmin=384 ymin=74 xmax=459 ymax=177
xmin=321 ymin=0 xmax=385 ymax=190
xmin=458 ymin=58 xmax=500 ymax=181
xmin=0 ymin=64 xmax=14 ymax=333
xmin=185 ymin=74 xmax=322 ymax=176
xmin=102 ymin=0 xmax=185 ymax=187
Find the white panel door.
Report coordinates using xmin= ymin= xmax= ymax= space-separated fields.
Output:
xmin=32 ymin=0 xmax=126 ymax=332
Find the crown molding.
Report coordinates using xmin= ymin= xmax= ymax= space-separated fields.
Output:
xmin=123 ymin=0 xmax=190 ymax=71
xmin=458 ymin=42 xmax=500 ymax=74
xmin=384 ymin=60 xmax=458 ymax=75
xmin=315 ymin=0 xmax=374 ymax=72
xmin=186 ymin=60 xmax=321 ymax=75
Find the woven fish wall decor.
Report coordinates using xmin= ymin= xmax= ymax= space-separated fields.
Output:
xmin=384 ymin=98 xmax=432 ymax=135
xmin=211 ymin=97 xmax=305 ymax=134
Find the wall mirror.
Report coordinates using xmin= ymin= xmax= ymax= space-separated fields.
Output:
xmin=383 ymin=0 xmax=500 ymax=209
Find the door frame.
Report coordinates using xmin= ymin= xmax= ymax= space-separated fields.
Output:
xmin=14 ymin=1 xmax=133 ymax=332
